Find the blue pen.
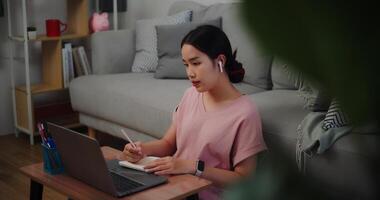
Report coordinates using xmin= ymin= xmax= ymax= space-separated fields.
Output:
xmin=47 ymin=138 xmax=56 ymax=149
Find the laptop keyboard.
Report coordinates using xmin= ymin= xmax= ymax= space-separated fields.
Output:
xmin=110 ymin=172 xmax=144 ymax=192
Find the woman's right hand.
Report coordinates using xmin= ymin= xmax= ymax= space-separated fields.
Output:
xmin=119 ymin=141 xmax=145 ymax=163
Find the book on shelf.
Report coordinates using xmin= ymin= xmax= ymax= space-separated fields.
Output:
xmin=61 ymin=47 xmax=69 ymax=88
xmin=72 ymin=46 xmax=91 ymax=76
xmin=62 ymin=43 xmax=76 ymax=88
xmin=72 ymin=47 xmax=84 ymax=77
xmin=64 ymin=43 xmax=75 ymax=81
xmin=77 ymin=46 xmax=92 ymax=75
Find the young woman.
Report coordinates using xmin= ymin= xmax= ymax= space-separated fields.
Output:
xmin=120 ymin=25 xmax=267 ymax=199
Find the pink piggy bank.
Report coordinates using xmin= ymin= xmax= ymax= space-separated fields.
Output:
xmin=89 ymin=12 xmax=110 ymax=33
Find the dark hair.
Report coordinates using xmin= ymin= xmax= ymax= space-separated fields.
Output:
xmin=181 ymin=25 xmax=245 ymax=83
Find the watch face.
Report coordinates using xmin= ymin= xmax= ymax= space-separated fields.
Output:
xmin=195 ymin=160 xmax=205 ymax=177
xmin=198 ymin=160 xmax=205 ymax=171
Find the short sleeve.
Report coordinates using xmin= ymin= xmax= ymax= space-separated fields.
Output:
xmin=231 ymin=112 xmax=267 ymax=167
xmin=171 ymin=87 xmax=193 ymax=126
xmin=172 ymin=105 xmax=179 ymax=126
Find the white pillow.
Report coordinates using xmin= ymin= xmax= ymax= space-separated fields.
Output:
xmin=131 ymin=10 xmax=192 ymax=72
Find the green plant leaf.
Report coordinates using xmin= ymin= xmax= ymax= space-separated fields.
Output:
xmin=240 ymin=0 xmax=380 ymax=124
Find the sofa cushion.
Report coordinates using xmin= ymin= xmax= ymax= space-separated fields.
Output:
xmin=271 ymin=58 xmax=297 ymax=90
xmin=70 ymin=73 xmax=266 ymax=139
xmin=154 ymin=18 xmax=222 ymax=79
xmin=305 ymin=132 xmax=380 ymax=199
xmin=131 ymin=10 xmax=192 ymax=73
xmin=90 ymin=29 xmax=136 ymax=74
xmin=250 ymin=90 xmax=380 ymax=199
xmin=79 ymin=114 xmax=157 ymax=142
xmin=193 ymin=3 xmax=273 ymax=89
xmin=248 ymin=90 xmax=309 ymax=161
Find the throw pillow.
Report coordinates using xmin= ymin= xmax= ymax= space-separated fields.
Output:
xmin=154 ymin=18 xmax=222 ymax=79
xmin=131 ymin=10 xmax=192 ymax=73
xmin=283 ymin=65 xmax=331 ymax=111
xmin=322 ymin=99 xmax=350 ymax=130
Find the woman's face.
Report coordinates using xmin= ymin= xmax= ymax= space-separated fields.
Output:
xmin=181 ymin=44 xmax=220 ymax=92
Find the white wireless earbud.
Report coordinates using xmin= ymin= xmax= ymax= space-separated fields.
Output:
xmin=218 ymin=61 xmax=223 ymax=73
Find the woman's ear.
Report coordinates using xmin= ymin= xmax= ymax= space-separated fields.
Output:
xmin=216 ymin=54 xmax=226 ymax=73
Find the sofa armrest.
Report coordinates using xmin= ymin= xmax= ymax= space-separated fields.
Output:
xmin=90 ymin=29 xmax=135 ymax=74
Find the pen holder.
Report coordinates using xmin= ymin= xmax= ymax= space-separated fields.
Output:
xmin=42 ymin=143 xmax=64 ymax=175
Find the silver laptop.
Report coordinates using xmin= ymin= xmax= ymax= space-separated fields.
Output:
xmin=47 ymin=122 xmax=167 ymax=197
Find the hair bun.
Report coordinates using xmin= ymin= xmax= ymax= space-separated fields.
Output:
xmin=228 ymin=59 xmax=245 ymax=83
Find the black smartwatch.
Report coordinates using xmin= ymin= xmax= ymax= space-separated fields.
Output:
xmin=195 ymin=160 xmax=205 ymax=177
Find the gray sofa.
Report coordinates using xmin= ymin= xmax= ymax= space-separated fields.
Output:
xmin=70 ymin=1 xmax=379 ymax=199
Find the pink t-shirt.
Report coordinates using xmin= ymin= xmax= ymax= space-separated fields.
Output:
xmin=172 ymin=87 xmax=267 ymax=200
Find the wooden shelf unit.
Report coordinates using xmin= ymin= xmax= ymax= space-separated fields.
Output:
xmin=10 ymin=33 xmax=88 ymax=42
xmin=15 ymin=83 xmax=61 ymax=94
xmin=9 ymin=0 xmax=89 ymax=144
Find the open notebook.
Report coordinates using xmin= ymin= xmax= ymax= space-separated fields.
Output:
xmin=118 ymin=156 xmax=159 ymax=172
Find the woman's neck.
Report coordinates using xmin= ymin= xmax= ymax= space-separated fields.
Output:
xmin=204 ymin=75 xmax=241 ymax=103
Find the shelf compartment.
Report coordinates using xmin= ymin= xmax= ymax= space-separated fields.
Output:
xmin=9 ymin=0 xmax=89 ymax=43
xmin=15 ymin=89 xmax=77 ymax=133
xmin=15 ymin=83 xmax=63 ymax=94
xmin=67 ymin=0 xmax=89 ymax=35
xmin=42 ymin=40 xmax=63 ymax=89
xmin=12 ymin=39 xmax=64 ymax=93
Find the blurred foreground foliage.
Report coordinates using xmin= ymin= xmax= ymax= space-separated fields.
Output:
xmin=224 ymin=153 xmax=328 ymax=200
xmin=240 ymin=0 xmax=380 ymax=125
xmin=224 ymin=0 xmax=380 ymax=199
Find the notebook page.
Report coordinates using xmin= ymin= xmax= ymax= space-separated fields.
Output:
xmin=118 ymin=156 xmax=159 ymax=172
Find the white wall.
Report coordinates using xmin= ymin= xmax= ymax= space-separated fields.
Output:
xmin=0 ymin=0 xmax=239 ymax=135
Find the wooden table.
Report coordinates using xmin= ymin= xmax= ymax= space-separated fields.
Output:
xmin=20 ymin=146 xmax=212 ymax=200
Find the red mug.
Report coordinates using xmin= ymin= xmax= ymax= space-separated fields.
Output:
xmin=45 ymin=19 xmax=67 ymax=37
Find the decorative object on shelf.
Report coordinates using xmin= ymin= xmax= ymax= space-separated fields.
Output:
xmin=27 ymin=26 xmax=37 ymax=39
xmin=97 ymin=0 xmax=127 ymax=30
xmin=45 ymin=19 xmax=67 ymax=37
xmin=89 ymin=12 xmax=109 ymax=33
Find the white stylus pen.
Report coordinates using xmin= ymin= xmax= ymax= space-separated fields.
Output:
xmin=121 ymin=129 xmax=137 ymax=149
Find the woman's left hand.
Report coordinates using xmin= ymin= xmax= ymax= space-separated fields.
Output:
xmin=144 ymin=156 xmax=196 ymax=175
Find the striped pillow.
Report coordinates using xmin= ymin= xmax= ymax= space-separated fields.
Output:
xmin=322 ymin=99 xmax=350 ymax=130
xmin=131 ymin=10 xmax=192 ymax=73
